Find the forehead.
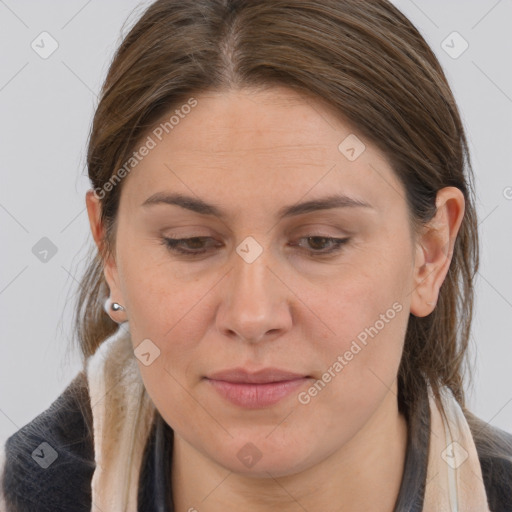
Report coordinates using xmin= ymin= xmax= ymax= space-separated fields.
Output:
xmin=159 ymin=87 xmax=349 ymax=153
xmin=120 ymin=87 xmax=405 ymax=219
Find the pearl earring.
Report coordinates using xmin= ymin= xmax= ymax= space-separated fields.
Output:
xmin=104 ymin=297 xmax=126 ymax=319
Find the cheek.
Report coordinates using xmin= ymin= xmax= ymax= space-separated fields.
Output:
xmin=296 ymin=297 xmax=407 ymax=444
xmin=316 ymin=292 xmax=406 ymax=380
xmin=118 ymin=235 xmax=208 ymax=336
xmin=303 ymin=252 xmax=410 ymax=415
xmin=116 ymin=246 xmax=212 ymax=400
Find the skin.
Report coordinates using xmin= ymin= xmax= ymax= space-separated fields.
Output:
xmin=86 ymin=86 xmax=465 ymax=511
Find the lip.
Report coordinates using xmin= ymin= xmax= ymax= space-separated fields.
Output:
xmin=205 ymin=367 xmax=311 ymax=408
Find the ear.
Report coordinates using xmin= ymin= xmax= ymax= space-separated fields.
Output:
xmin=410 ymin=187 xmax=465 ymax=317
xmin=85 ymin=190 xmax=124 ymax=306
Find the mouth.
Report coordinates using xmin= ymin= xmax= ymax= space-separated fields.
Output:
xmin=204 ymin=367 xmax=312 ymax=408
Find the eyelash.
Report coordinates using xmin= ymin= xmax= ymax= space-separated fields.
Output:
xmin=161 ymin=235 xmax=350 ymax=257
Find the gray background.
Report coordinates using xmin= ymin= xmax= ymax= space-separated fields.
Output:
xmin=0 ymin=0 xmax=511 ymax=447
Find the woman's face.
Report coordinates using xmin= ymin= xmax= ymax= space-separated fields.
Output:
xmin=89 ymin=86 xmax=430 ymax=477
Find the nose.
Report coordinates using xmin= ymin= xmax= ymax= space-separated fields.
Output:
xmin=216 ymin=245 xmax=293 ymax=344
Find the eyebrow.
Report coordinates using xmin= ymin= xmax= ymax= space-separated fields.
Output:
xmin=141 ymin=192 xmax=373 ymax=219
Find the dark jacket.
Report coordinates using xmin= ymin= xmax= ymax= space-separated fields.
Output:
xmin=1 ymin=371 xmax=512 ymax=511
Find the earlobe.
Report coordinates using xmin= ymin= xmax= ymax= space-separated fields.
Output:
xmin=410 ymin=187 xmax=465 ymax=317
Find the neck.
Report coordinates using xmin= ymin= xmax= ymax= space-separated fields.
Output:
xmin=171 ymin=386 xmax=408 ymax=512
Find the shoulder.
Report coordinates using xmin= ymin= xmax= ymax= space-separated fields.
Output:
xmin=0 ymin=371 xmax=95 ymax=512
xmin=466 ymin=410 xmax=512 ymax=512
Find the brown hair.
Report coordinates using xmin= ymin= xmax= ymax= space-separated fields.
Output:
xmin=76 ymin=0 xmax=481 ymax=439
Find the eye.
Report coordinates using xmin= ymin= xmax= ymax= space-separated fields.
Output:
xmin=292 ymin=236 xmax=350 ymax=255
xmin=161 ymin=236 xmax=217 ymax=255
xmin=161 ymin=235 xmax=350 ymax=257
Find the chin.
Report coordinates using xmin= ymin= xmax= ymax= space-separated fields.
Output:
xmin=207 ymin=434 xmax=319 ymax=478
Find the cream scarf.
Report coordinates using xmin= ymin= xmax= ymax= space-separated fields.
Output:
xmin=1 ymin=322 xmax=491 ymax=511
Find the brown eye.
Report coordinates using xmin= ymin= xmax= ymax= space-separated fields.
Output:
xmin=295 ymin=236 xmax=350 ymax=255
xmin=161 ymin=236 xmax=216 ymax=255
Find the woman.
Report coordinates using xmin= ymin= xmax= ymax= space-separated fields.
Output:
xmin=1 ymin=0 xmax=511 ymax=510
